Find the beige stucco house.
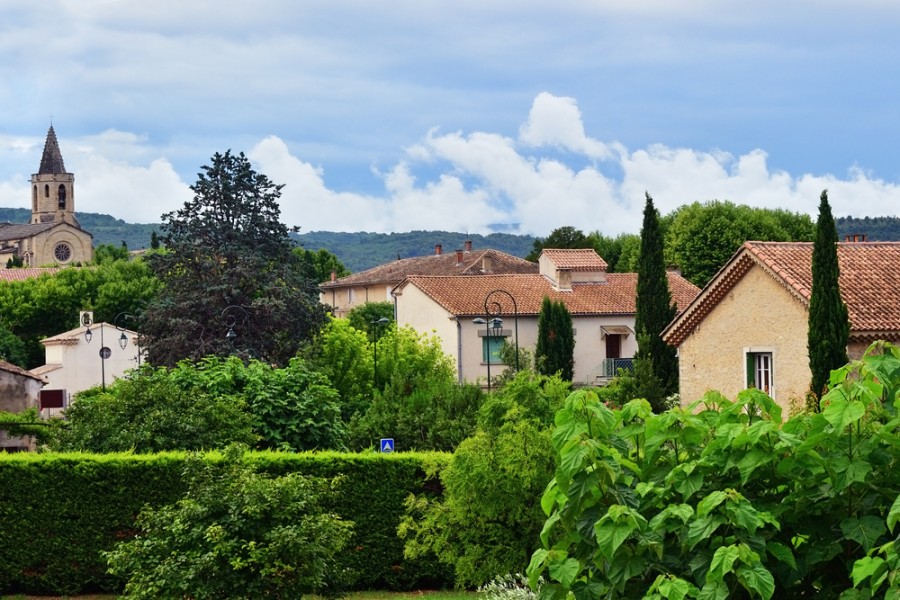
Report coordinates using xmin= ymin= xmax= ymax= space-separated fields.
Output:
xmin=320 ymin=241 xmax=538 ymax=318
xmin=393 ymin=248 xmax=700 ymax=386
xmin=0 ymin=360 xmax=45 ymax=451
xmin=0 ymin=125 xmax=93 ymax=267
xmin=30 ymin=315 xmax=142 ymax=404
xmin=662 ymin=241 xmax=900 ymax=412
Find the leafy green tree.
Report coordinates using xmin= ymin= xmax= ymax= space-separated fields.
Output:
xmin=348 ymin=325 xmax=481 ymax=451
xmin=5 ymin=254 xmax=23 ymax=268
xmin=663 ymin=200 xmax=815 ymax=286
xmin=525 ymin=226 xmax=592 ymax=262
xmin=589 ymin=232 xmax=641 ymax=272
xmin=0 ymin=259 xmax=160 ymax=368
xmin=142 ymin=150 xmax=326 ymax=367
xmin=293 ymin=246 xmax=350 ymax=284
xmin=346 ymin=301 xmax=394 ymax=333
xmin=49 ymin=365 xmax=257 ymax=453
xmin=0 ymin=321 xmax=28 ymax=366
xmin=529 ymin=342 xmax=900 ymax=599
xmin=535 ymin=297 xmax=575 ymax=381
xmin=401 ymin=371 xmax=570 ymax=587
xmin=808 ymin=190 xmax=849 ymax=401
xmin=93 ymin=242 xmax=130 ymax=264
xmin=635 ymin=193 xmax=678 ymax=409
xmin=303 ymin=316 xmax=376 ymax=421
xmin=106 ymin=445 xmax=353 ymax=600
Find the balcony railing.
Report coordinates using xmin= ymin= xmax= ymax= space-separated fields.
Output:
xmin=601 ymin=358 xmax=634 ymax=379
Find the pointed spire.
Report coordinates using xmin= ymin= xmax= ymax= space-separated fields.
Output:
xmin=38 ymin=125 xmax=67 ymax=175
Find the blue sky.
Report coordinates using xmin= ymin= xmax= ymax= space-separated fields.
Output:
xmin=2 ymin=0 xmax=900 ymax=236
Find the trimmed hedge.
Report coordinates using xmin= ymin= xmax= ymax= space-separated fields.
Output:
xmin=0 ymin=450 xmax=451 ymax=596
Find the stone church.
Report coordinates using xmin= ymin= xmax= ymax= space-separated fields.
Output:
xmin=0 ymin=126 xmax=93 ymax=267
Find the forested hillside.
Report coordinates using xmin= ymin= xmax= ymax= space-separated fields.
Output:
xmin=2 ymin=207 xmax=897 ymax=273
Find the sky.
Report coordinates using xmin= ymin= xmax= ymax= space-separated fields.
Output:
xmin=2 ymin=0 xmax=900 ymax=238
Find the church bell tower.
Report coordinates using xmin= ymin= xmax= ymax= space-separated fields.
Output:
xmin=31 ymin=125 xmax=79 ymax=227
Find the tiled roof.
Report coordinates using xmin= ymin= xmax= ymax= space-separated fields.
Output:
xmin=0 ymin=222 xmax=58 ymax=242
xmin=540 ymin=248 xmax=609 ymax=271
xmin=0 ymin=267 xmax=61 ymax=282
xmin=663 ymin=241 xmax=900 ymax=346
xmin=320 ymin=248 xmax=538 ymax=288
xmin=398 ymin=272 xmax=700 ymax=317
xmin=39 ymin=125 xmax=67 ymax=174
xmin=0 ymin=359 xmax=44 ymax=382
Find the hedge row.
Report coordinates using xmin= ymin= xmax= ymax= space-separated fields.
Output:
xmin=0 ymin=450 xmax=452 ymax=596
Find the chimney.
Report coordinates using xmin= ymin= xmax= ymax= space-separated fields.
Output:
xmin=435 ymin=244 xmax=442 ymax=256
xmin=330 ymin=270 xmax=336 ymax=282
xmin=456 ymin=249 xmax=464 ymax=265
xmin=464 ymin=240 xmax=472 ymax=252
xmin=844 ymin=233 xmax=867 ymax=243
xmin=481 ymin=254 xmax=492 ymax=272
xmin=556 ymin=269 xmax=572 ymax=291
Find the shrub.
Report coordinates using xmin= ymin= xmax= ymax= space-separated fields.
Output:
xmin=106 ymin=445 xmax=352 ymax=600
xmin=528 ymin=341 xmax=900 ymax=599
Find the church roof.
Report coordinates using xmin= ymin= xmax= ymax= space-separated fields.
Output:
xmin=0 ymin=222 xmax=58 ymax=242
xmin=38 ymin=125 xmax=68 ymax=175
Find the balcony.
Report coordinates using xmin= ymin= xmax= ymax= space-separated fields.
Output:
xmin=600 ymin=357 xmax=634 ymax=379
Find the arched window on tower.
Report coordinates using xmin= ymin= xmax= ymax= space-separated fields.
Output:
xmin=32 ymin=186 xmax=37 ymax=211
xmin=44 ymin=184 xmax=49 ymax=197
xmin=58 ymin=185 xmax=66 ymax=209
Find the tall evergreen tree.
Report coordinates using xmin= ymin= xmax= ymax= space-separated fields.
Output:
xmin=535 ymin=297 xmax=575 ymax=381
xmin=807 ymin=190 xmax=849 ymax=401
xmin=635 ymin=193 xmax=678 ymax=408
xmin=142 ymin=150 xmax=326 ymax=367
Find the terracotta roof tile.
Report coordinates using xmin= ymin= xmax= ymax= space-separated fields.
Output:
xmin=399 ymin=272 xmax=699 ymax=317
xmin=664 ymin=241 xmax=900 ymax=346
xmin=0 ymin=359 xmax=44 ymax=382
xmin=540 ymin=249 xmax=609 ymax=271
xmin=320 ymin=248 xmax=537 ymax=288
xmin=0 ymin=268 xmax=61 ymax=281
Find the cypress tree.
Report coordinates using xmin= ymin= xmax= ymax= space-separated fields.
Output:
xmin=536 ymin=297 xmax=575 ymax=381
xmin=635 ymin=193 xmax=679 ymax=407
xmin=808 ymin=190 xmax=849 ymax=401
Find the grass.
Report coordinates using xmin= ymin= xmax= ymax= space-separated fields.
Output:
xmin=2 ymin=591 xmax=479 ymax=600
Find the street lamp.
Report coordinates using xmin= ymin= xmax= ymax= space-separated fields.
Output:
xmin=484 ymin=289 xmax=519 ymax=372
xmin=371 ymin=317 xmax=390 ymax=389
xmin=221 ymin=305 xmax=250 ymax=349
xmin=82 ymin=313 xmax=110 ymax=391
xmin=473 ymin=316 xmax=503 ymax=393
xmin=114 ymin=312 xmax=141 ymax=367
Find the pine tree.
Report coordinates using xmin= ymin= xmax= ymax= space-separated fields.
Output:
xmin=536 ymin=297 xmax=575 ymax=381
xmin=808 ymin=190 xmax=849 ymax=401
xmin=634 ymin=193 xmax=678 ymax=409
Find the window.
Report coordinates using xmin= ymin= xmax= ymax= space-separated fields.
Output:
xmin=746 ymin=351 xmax=774 ymax=396
xmin=54 ymin=242 xmax=72 ymax=263
xmin=482 ymin=335 xmax=506 ymax=364
xmin=58 ymin=184 xmax=67 ymax=209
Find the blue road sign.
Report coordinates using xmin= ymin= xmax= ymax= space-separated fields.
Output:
xmin=380 ymin=438 xmax=394 ymax=453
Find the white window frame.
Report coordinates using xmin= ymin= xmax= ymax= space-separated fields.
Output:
xmin=743 ymin=347 xmax=776 ymax=399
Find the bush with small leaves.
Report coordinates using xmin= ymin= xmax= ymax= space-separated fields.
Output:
xmin=106 ymin=445 xmax=353 ymax=600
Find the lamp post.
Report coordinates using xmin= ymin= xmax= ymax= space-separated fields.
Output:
xmin=484 ymin=289 xmax=519 ymax=372
xmin=370 ymin=317 xmax=390 ymax=389
xmin=472 ymin=315 xmax=503 ymax=393
xmin=82 ymin=313 xmax=110 ymax=391
xmin=221 ymin=305 xmax=250 ymax=353
xmin=114 ymin=312 xmax=141 ymax=368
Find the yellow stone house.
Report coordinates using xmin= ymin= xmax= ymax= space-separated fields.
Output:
xmin=663 ymin=240 xmax=900 ymax=412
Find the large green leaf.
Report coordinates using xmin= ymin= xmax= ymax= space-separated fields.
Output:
xmin=549 ymin=557 xmax=581 ymax=588
xmin=706 ymin=544 xmax=740 ymax=582
xmin=595 ymin=519 xmax=634 ymax=561
xmin=823 ymin=397 xmax=866 ymax=431
xmin=850 ymin=555 xmax=886 ymax=588
xmin=841 ymin=515 xmax=887 ymax=552
xmin=766 ymin=541 xmax=797 ymax=570
xmin=888 ymin=494 xmax=900 ymax=533
xmin=736 ymin=562 xmax=775 ymax=600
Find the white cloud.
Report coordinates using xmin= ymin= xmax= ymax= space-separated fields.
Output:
xmin=5 ymin=92 xmax=900 ymax=238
